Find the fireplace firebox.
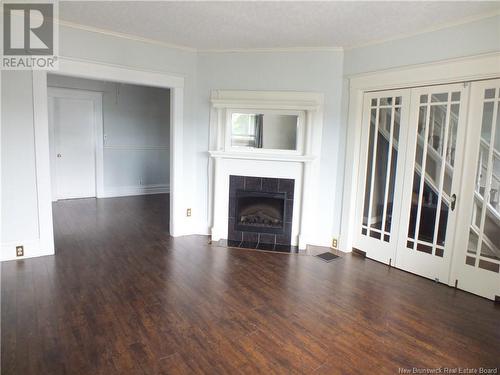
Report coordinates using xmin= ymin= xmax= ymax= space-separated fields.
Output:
xmin=235 ymin=191 xmax=286 ymax=234
xmin=228 ymin=175 xmax=295 ymax=252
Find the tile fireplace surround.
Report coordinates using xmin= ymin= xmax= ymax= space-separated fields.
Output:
xmin=227 ymin=175 xmax=296 ymax=252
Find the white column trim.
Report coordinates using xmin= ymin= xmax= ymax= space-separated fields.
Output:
xmin=32 ymin=71 xmax=55 ymax=255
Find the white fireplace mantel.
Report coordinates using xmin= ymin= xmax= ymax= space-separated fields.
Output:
xmin=207 ymin=90 xmax=325 ymax=249
xmin=208 ymin=150 xmax=316 ymax=163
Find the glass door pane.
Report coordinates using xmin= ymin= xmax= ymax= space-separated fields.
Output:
xmin=361 ymin=95 xmax=402 ymax=243
xmin=406 ymin=90 xmax=461 ymax=257
xmin=465 ymin=87 xmax=500 ymax=274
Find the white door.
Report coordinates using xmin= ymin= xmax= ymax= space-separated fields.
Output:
xmin=396 ymin=83 xmax=469 ymax=283
xmin=452 ymin=79 xmax=500 ymax=300
xmin=48 ymin=88 xmax=102 ymax=200
xmin=353 ymin=90 xmax=411 ymax=264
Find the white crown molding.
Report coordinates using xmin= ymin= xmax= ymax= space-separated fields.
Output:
xmin=56 ymin=19 xmax=197 ymax=53
xmin=198 ymin=46 xmax=344 ymax=53
xmin=58 ymin=17 xmax=344 ymax=53
xmin=347 ymin=51 xmax=500 ymax=84
xmin=344 ymin=10 xmax=500 ymax=51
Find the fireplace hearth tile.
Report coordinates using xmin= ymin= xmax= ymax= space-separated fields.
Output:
xmin=219 ymin=240 xmax=298 ymax=253
xmin=242 ymin=232 xmax=259 ymax=243
xmin=256 ymin=242 xmax=275 ymax=251
xmin=227 ymin=240 xmax=242 ymax=248
xmin=274 ymin=244 xmax=298 ymax=253
xmin=240 ymin=241 xmax=258 ymax=249
xmin=259 ymin=233 xmax=276 ymax=245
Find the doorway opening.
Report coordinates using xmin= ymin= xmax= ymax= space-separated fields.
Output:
xmin=47 ymin=74 xmax=172 ymax=245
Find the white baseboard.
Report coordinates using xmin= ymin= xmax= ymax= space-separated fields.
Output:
xmin=101 ymin=184 xmax=170 ymax=198
xmin=194 ymin=221 xmax=211 ymax=236
xmin=1 ymin=239 xmax=55 ymax=262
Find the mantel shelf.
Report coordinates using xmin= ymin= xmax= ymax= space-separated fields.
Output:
xmin=208 ymin=151 xmax=316 ymax=163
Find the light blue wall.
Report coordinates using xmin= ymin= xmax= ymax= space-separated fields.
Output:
xmin=1 ymin=71 xmax=40 ymax=242
xmin=344 ymin=15 xmax=500 ymax=75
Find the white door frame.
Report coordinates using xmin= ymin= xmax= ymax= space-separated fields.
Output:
xmin=48 ymin=87 xmax=104 ymax=201
xmin=33 ymin=56 xmax=185 ymax=255
xmin=340 ymin=52 xmax=500 ymax=265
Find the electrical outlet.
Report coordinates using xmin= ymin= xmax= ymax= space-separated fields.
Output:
xmin=16 ymin=245 xmax=24 ymax=257
xmin=331 ymin=238 xmax=338 ymax=249
xmin=186 ymin=208 xmax=192 ymax=217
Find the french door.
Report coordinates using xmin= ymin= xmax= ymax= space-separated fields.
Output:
xmin=354 ymin=90 xmax=411 ymax=264
xmin=357 ymin=80 xmax=500 ymax=299
xmin=396 ymin=84 xmax=469 ymax=283
xmin=452 ymin=79 xmax=500 ymax=300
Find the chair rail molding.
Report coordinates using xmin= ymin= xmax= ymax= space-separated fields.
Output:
xmin=207 ymin=90 xmax=325 ymax=249
xmin=340 ymin=52 xmax=500 ymax=254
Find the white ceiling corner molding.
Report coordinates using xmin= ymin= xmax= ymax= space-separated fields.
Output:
xmin=56 ymin=19 xmax=197 ymax=53
xmin=343 ymin=9 xmax=500 ymax=51
xmin=207 ymin=90 xmax=326 ymax=249
xmin=198 ymin=46 xmax=344 ymax=54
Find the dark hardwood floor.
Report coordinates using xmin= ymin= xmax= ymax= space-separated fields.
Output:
xmin=2 ymin=194 xmax=499 ymax=374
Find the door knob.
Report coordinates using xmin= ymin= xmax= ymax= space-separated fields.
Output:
xmin=451 ymin=194 xmax=457 ymax=211
xmin=57 ymin=153 xmax=62 ymax=158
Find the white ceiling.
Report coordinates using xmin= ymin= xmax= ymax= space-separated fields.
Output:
xmin=59 ymin=1 xmax=500 ymax=50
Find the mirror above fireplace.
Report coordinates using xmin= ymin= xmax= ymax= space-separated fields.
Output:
xmin=230 ymin=112 xmax=299 ymax=151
